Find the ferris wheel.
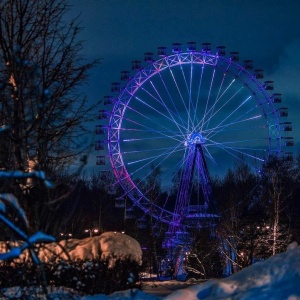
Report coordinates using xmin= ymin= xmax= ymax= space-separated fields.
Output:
xmin=96 ymin=42 xmax=293 ymax=231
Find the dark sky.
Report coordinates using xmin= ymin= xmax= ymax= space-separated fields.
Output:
xmin=68 ymin=0 xmax=300 ymax=171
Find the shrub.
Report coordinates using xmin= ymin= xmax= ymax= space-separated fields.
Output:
xmin=0 ymin=258 xmax=142 ymax=296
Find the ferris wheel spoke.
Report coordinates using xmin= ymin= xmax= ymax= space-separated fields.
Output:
xmin=194 ymin=83 xmax=242 ymax=133
xmin=203 ymin=124 xmax=263 ymax=136
xmin=144 ymin=81 xmax=186 ymax=136
xmin=127 ymin=148 xmax=183 ymax=167
xmin=216 ymin=78 xmax=236 ymax=102
xmin=205 ymin=78 xmax=237 ymax=126
xmin=119 ymin=127 xmax=184 ymax=143
xmin=179 ymin=64 xmax=196 ymax=132
xmin=127 ymin=143 xmax=184 ymax=168
xmin=158 ymin=72 xmax=187 ymax=129
xmin=118 ymin=127 xmax=177 ymax=133
xmin=120 ymin=119 xmax=182 ymax=143
xmin=215 ymin=73 xmax=227 ymax=103
xmin=143 ymin=150 xmax=188 ymax=199
xmin=204 ymin=94 xmax=252 ymax=138
xmin=123 ymin=106 xmax=183 ymax=142
xmin=129 ymin=143 xmax=185 ymax=186
xmin=204 ymin=143 xmax=266 ymax=170
xmin=206 ymin=138 xmax=266 ymax=154
xmin=132 ymin=95 xmax=187 ymax=133
xmin=204 ymin=72 xmax=227 ymax=130
xmin=205 ymin=113 xmax=262 ymax=140
xmin=204 ymin=78 xmax=237 ymax=124
xmin=202 ymin=146 xmax=217 ymax=165
xmin=207 ymin=139 xmax=266 ymax=162
xmin=123 ymin=145 xmax=182 ymax=155
xmin=202 ymin=84 xmax=243 ymax=129
xmin=200 ymin=68 xmax=216 ymax=131
xmin=189 ymin=63 xmax=194 ymax=129
xmin=193 ymin=64 xmax=205 ymax=127
xmin=161 ymin=153 xmax=187 ymax=187
xmin=206 ymin=137 xmax=267 ymax=147
xmin=203 ymin=104 xmax=261 ymax=136
xmin=168 ymin=66 xmax=194 ymax=129
xmin=122 ymin=132 xmax=183 ymax=143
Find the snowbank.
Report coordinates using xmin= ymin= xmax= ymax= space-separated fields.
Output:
xmin=41 ymin=231 xmax=142 ymax=266
xmin=0 ymin=231 xmax=142 ymax=266
xmin=165 ymin=241 xmax=300 ymax=300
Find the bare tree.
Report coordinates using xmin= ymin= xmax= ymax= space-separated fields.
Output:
xmin=259 ymin=156 xmax=295 ymax=255
xmin=215 ymin=163 xmax=260 ymax=274
xmin=216 ymin=157 xmax=296 ymax=276
xmin=0 ymin=0 xmax=99 ymax=233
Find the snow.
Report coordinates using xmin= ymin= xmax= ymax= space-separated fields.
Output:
xmin=72 ymin=241 xmax=300 ymax=299
xmin=2 ymin=236 xmax=300 ymax=299
xmin=0 ymin=231 xmax=142 ymax=266
xmin=164 ymin=241 xmax=300 ymax=300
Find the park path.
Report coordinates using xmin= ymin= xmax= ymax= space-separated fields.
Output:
xmin=142 ymin=280 xmax=201 ymax=298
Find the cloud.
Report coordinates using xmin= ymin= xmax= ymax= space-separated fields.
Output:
xmin=268 ymin=39 xmax=300 ymax=152
xmin=269 ymin=38 xmax=300 ymax=100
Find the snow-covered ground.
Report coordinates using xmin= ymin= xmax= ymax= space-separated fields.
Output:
xmin=82 ymin=243 xmax=300 ymax=299
xmin=2 ymin=240 xmax=300 ymax=299
xmin=82 ymin=241 xmax=300 ymax=299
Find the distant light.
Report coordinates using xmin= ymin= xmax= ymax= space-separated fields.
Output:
xmin=121 ymin=231 xmax=125 ymax=234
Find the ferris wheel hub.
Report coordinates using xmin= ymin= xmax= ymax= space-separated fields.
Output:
xmin=185 ymin=132 xmax=206 ymax=147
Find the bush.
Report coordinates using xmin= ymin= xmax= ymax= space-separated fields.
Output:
xmin=0 ymin=258 xmax=142 ymax=296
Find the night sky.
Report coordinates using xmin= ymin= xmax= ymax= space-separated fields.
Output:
xmin=68 ymin=0 xmax=300 ymax=171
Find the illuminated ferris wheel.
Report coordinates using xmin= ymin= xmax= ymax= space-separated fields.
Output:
xmin=96 ymin=42 xmax=293 ymax=232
